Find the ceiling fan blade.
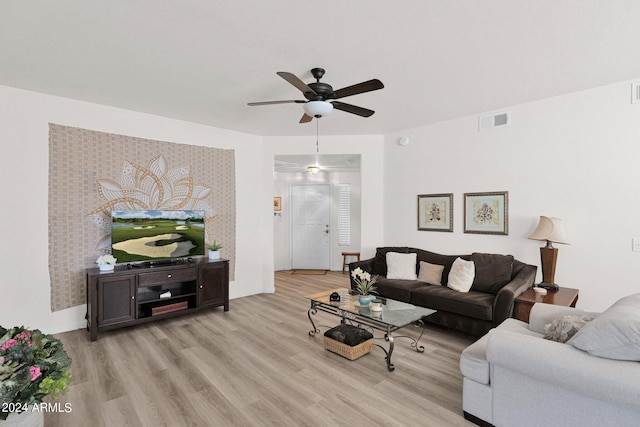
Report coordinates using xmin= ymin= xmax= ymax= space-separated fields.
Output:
xmin=333 ymin=79 xmax=384 ymax=99
xmin=331 ymin=101 xmax=375 ymax=117
xmin=277 ymin=71 xmax=317 ymax=95
xmin=248 ymin=100 xmax=305 ymax=106
xmin=299 ymin=113 xmax=313 ymax=123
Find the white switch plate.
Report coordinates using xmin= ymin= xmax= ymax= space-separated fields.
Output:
xmin=633 ymin=238 xmax=640 ymax=252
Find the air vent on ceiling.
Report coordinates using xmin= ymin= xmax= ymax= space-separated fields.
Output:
xmin=632 ymin=82 xmax=640 ymax=104
xmin=479 ymin=111 xmax=510 ymax=131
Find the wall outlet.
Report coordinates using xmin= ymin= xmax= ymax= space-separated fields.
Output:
xmin=633 ymin=238 xmax=640 ymax=252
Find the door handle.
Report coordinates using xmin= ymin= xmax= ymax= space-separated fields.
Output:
xmin=324 ymin=226 xmax=329 ymax=234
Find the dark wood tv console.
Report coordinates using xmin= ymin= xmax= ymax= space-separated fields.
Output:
xmin=86 ymin=258 xmax=229 ymax=341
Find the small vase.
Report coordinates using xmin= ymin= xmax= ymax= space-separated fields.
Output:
xmin=209 ymin=250 xmax=220 ymax=260
xmin=99 ymin=264 xmax=114 ymax=272
xmin=358 ymin=295 xmax=373 ymax=306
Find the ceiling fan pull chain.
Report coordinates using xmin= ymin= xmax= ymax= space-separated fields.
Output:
xmin=316 ymin=119 xmax=319 ymax=153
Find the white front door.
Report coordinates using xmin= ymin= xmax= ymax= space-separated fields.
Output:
xmin=291 ymin=184 xmax=331 ymax=270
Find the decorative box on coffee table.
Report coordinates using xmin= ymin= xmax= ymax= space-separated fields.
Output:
xmin=323 ymin=324 xmax=373 ymax=360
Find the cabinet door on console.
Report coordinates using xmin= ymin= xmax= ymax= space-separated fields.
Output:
xmin=97 ymin=275 xmax=136 ymax=325
xmin=198 ymin=262 xmax=228 ymax=308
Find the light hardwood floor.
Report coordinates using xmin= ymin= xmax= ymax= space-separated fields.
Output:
xmin=46 ymin=271 xmax=477 ymax=426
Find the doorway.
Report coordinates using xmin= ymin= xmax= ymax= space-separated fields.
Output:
xmin=273 ymin=154 xmax=361 ymax=271
xmin=291 ymin=184 xmax=331 ymax=269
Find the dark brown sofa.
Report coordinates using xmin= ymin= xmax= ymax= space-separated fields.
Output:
xmin=349 ymin=247 xmax=537 ymax=336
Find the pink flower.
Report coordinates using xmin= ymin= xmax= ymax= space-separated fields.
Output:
xmin=15 ymin=332 xmax=31 ymax=340
xmin=1 ymin=339 xmax=17 ymax=350
xmin=29 ymin=366 xmax=42 ymax=381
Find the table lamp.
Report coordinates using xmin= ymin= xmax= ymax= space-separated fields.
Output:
xmin=528 ymin=216 xmax=569 ymax=290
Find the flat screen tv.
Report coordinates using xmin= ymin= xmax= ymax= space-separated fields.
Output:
xmin=111 ymin=210 xmax=205 ymax=264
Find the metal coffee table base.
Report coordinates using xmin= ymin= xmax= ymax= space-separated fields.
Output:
xmin=308 ymin=301 xmax=426 ymax=371
xmin=371 ymin=321 xmax=426 ymax=371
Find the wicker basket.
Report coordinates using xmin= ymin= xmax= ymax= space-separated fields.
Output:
xmin=324 ymin=336 xmax=373 ymax=360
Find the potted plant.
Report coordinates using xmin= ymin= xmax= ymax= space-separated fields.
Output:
xmin=95 ymin=254 xmax=117 ymax=271
xmin=351 ymin=267 xmax=378 ymax=306
xmin=0 ymin=326 xmax=72 ymax=423
xmin=207 ymin=240 xmax=223 ymax=260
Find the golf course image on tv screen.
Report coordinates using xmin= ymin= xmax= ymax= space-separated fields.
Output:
xmin=111 ymin=210 xmax=205 ymax=263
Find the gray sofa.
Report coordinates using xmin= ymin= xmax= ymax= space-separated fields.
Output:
xmin=349 ymin=247 xmax=536 ymax=336
xmin=460 ymin=301 xmax=640 ymax=426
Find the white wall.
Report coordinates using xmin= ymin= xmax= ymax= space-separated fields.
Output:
xmin=0 ymin=85 xmax=271 ymax=334
xmin=383 ymin=79 xmax=640 ymax=312
xmin=265 ymin=135 xmax=385 ymax=268
xmin=273 ymin=170 xmax=361 ymax=271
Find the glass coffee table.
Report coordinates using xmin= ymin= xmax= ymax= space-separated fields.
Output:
xmin=306 ymin=287 xmax=436 ymax=371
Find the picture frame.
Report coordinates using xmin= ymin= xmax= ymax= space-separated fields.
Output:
xmin=273 ymin=196 xmax=282 ymax=212
xmin=464 ymin=191 xmax=508 ymax=235
xmin=417 ymin=193 xmax=453 ymax=232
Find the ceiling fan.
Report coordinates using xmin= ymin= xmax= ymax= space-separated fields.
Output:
xmin=248 ymin=67 xmax=384 ymax=123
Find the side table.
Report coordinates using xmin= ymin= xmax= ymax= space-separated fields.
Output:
xmin=513 ymin=287 xmax=579 ymax=323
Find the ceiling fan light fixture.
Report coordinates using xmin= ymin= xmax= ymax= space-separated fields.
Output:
xmin=303 ymin=101 xmax=333 ymax=118
xmin=307 ymin=166 xmax=320 ymax=174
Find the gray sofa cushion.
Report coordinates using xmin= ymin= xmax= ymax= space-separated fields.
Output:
xmin=410 ymin=284 xmax=494 ymax=321
xmin=471 ymin=252 xmax=514 ymax=294
xmin=570 ymin=293 xmax=640 ymax=361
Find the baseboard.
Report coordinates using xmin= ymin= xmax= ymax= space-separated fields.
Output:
xmin=463 ymin=411 xmax=494 ymax=427
xmin=46 ymin=321 xmax=87 ymax=336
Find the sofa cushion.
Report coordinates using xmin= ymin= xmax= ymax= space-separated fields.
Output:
xmin=543 ymin=315 xmax=594 ymax=343
xmin=414 ymin=249 xmax=464 ymax=286
xmin=373 ymin=247 xmax=409 ymax=276
xmin=447 ymin=258 xmax=475 ymax=292
xmin=470 ymin=253 xmax=514 ymax=294
xmin=411 ymin=284 xmax=494 ymax=321
xmin=386 ymin=252 xmax=418 ymax=280
xmin=374 ymin=278 xmax=423 ymax=303
xmin=570 ymin=293 xmax=640 ymax=361
xmin=418 ymin=261 xmax=444 ymax=285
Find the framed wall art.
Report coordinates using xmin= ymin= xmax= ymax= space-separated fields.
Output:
xmin=464 ymin=191 xmax=508 ymax=235
xmin=418 ymin=193 xmax=453 ymax=232
xmin=273 ymin=196 xmax=282 ymax=212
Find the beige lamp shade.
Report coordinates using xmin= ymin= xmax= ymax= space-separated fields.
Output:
xmin=528 ymin=216 xmax=569 ymax=245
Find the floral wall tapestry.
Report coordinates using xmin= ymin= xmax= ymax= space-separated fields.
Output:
xmin=48 ymin=124 xmax=236 ymax=312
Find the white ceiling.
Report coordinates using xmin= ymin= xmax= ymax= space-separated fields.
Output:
xmin=2 ymin=1 xmax=640 ymax=137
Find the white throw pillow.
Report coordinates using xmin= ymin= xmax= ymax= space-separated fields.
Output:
xmin=447 ymin=258 xmax=475 ymax=292
xmin=570 ymin=293 xmax=640 ymax=361
xmin=386 ymin=252 xmax=417 ymax=280
xmin=418 ymin=261 xmax=445 ymax=286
